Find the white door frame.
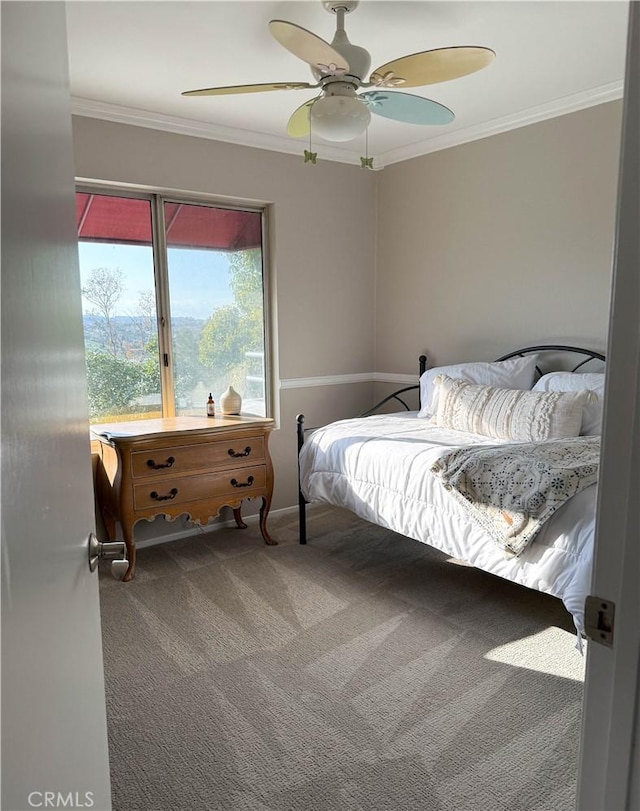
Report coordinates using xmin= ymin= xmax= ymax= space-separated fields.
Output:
xmin=577 ymin=2 xmax=640 ymax=809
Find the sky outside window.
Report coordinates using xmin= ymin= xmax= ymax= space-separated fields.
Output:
xmin=78 ymin=242 xmax=233 ymax=318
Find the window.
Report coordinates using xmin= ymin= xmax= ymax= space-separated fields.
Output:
xmin=76 ymin=188 xmax=269 ymax=423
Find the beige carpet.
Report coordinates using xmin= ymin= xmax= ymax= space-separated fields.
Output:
xmin=99 ymin=505 xmax=585 ymax=811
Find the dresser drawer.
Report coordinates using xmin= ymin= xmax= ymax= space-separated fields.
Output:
xmin=133 ymin=465 xmax=267 ymax=510
xmin=131 ymin=436 xmax=265 ymax=478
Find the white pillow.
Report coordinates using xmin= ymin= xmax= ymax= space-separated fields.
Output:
xmin=434 ymin=375 xmax=592 ymax=441
xmin=532 ymin=372 xmax=605 ymax=435
xmin=417 ymin=355 xmax=539 ymax=419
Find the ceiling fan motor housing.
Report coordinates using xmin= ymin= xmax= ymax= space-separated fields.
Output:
xmin=311 ymin=31 xmax=371 ymax=86
xmin=312 ymin=0 xmax=370 ymax=87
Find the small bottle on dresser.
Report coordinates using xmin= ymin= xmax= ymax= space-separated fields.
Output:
xmin=206 ymin=393 xmax=215 ymax=417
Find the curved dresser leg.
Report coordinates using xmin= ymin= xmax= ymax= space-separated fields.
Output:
xmin=259 ymin=495 xmax=277 ymax=545
xmin=122 ymin=524 xmax=136 ymax=582
xmin=233 ymin=506 xmax=247 ymax=529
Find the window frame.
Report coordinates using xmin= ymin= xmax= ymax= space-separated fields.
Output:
xmin=76 ymin=182 xmax=273 ymax=420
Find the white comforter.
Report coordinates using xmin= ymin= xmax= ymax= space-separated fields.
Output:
xmin=299 ymin=413 xmax=596 ymax=635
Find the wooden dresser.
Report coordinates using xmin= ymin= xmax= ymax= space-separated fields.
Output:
xmin=92 ymin=415 xmax=276 ymax=581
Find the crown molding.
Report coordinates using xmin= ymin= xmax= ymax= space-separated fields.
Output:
xmin=72 ymin=79 xmax=623 ymax=170
xmin=379 ymin=80 xmax=624 ymax=166
xmin=71 ymin=97 xmax=367 ymax=167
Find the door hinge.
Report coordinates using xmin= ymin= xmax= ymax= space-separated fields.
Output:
xmin=584 ymin=595 xmax=615 ymax=647
xmin=163 ymin=353 xmax=169 ymax=367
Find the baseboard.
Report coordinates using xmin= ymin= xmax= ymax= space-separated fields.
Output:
xmin=134 ymin=504 xmax=298 ymax=550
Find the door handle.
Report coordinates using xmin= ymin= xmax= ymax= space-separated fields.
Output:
xmin=88 ymin=532 xmax=128 ymax=580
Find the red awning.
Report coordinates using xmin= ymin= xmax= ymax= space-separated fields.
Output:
xmin=76 ymin=193 xmax=261 ymax=251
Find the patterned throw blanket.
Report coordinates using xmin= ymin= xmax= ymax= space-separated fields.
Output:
xmin=430 ymin=436 xmax=600 ymax=556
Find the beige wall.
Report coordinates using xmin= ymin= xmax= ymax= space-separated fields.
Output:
xmin=74 ymin=101 xmax=622 ymax=525
xmin=375 ymin=101 xmax=623 ymax=374
xmin=72 ymin=116 xmax=377 ymax=518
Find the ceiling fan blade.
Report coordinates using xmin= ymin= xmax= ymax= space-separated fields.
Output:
xmin=370 ymin=46 xmax=495 ymax=88
xmin=269 ymin=20 xmax=349 ymax=72
xmin=361 ymin=91 xmax=454 ymax=125
xmin=182 ymin=81 xmax=315 ymax=97
xmin=287 ymin=98 xmax=318 ymax=138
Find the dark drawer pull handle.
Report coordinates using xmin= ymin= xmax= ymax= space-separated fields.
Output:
xmin=230 ymin=476 xmax=254 ymax=489
xmin=147 ymin=456 xmax=175 ymax=470
xmin=150 ymin=488 xmax=178 ymax=501
xmin=228 ymin=446 xmax=252 ymax=458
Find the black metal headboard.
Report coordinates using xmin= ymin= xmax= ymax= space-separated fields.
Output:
xmin=494 ymin=344 xmax=606 ymax=376
xmin=362 ymin=345 xmax=605 ymax=417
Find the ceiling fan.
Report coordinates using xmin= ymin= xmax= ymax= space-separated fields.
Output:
xmin=182 ymin=1 xmax=495 ymax=144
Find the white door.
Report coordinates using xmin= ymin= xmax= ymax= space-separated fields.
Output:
xmin=577 ymin=3 xmax=640 ymax=809
xmin=1 ymin=3 xmax=112 ymax=810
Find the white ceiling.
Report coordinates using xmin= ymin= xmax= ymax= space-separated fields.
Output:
xmin=66 ymin=0 xmax=630 ymax=167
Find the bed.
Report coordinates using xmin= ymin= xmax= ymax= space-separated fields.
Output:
xmin=296 ymin=345 xmax=606 ymax=641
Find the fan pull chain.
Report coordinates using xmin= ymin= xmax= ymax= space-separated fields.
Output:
xmin=360 ymin=126 xmax=373 ymax=170
xmin=304 ymin=117 xmax=317 ymax=165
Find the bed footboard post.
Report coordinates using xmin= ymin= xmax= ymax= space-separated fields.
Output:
xmin=419 ymin=355 xmax=427 ymax=409
xmin=296 ymin=414 xmax=307 ymax=545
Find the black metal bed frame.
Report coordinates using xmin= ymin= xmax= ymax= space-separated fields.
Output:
xmin=295 ymin=344 xmax=605 ymax=545
xmin=495 ymin=344 xmax=605 ymax=373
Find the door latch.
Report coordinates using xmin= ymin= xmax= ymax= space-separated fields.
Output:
xmin=88 ymin=532 xmax=128 ymax=581
xmin=584 ymin=595 xmax=615 ymax=647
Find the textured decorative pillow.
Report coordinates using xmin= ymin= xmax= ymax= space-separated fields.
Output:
xmin=532 ymin=372 xmax=605 ymax=435
xmin=434 ymin=375 xmax=593 ymax=441
xmin=417 ymin=355 xmax=539 ymax=419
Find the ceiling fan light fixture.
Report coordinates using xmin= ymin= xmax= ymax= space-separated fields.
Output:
xmin=309 ymin=94 xmax=371 ymax=141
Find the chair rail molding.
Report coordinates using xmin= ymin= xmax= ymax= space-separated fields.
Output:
xmin=280 ymin=371 xmax=417 ymax=389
